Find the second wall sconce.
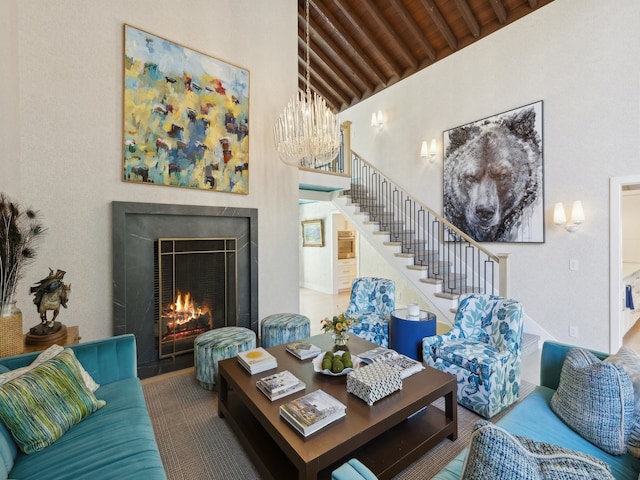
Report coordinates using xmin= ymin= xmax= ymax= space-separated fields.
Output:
xmin=420 ymin=138 xmax=438 ymax=162
xmin=371 ymin=110 xmax=383 ymax=128
xmin=553 ymin=201 xmax=585 ymax=232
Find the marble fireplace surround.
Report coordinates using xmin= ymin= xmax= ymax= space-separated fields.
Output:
xmin=112 ymin=201 xmax=258 ymax=366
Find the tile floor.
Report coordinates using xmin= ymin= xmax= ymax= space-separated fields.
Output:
xmin=299 ymin=287 xmax=542 ymax=385
xmin=299 ymin=288 xmax=351 ymax=337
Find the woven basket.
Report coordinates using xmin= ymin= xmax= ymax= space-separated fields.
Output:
xmin=0 ymin=304 xmax=24 ymax=357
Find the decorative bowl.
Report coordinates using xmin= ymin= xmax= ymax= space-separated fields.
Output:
xmin=312 ymin=351 xmax=362 ymax=376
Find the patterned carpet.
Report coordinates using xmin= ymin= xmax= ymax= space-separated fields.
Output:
xmin=142 ymin=368 xmax=536 ymax=479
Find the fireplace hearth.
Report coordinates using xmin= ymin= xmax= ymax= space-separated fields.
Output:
xmin=112 ymin=202 xmax=258 ymax=378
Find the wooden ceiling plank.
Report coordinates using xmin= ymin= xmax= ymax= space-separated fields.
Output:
xmin=454 ymin=0 xmax=480 ymax=38
xmin=331 ymin=0 xmax=402 ymax=78
xmin=489 ymin=0 xmax=508 ymax=24
xmin=359 ymin=1 xmax=419 ymax=69
xmin=528 ymin=0 xmax=539 ymax=8
xmin=419 ymin=0 xmax=458 ymax=52
xmin=308 ymin=0 xmax=387 ymax=86
xmin=299 ymin=36 xmax=365 ymax=100
xmin=298 ymin=71 xmax=346 ymax=112
xmin=388 ymin=0 xmax=436 ymax=61
xmin=303 ymin=14 xmax=373 ymax=94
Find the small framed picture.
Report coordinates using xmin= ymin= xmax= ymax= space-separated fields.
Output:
xmin=301 ymin=220 xmax=324 ymax=247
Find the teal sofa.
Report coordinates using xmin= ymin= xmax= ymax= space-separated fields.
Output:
xmin=0 ymin=334 xmax=166 ymax=480
xmin=432 ymin=341 xmax=640 ymax=480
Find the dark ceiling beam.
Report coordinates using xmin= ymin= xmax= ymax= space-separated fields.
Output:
xmin=528 ymin=0 xmax=539 ymax=7
xmin=299 ymin=36 xmax=364 ymax=101
xmin=331 ymin=0 xmax=402 ymax=79
xmin=454 ymin=0 xmax=480 ymax=38
xmin=388 ymin=0 xmax=436 ymax=61
xmin=490 ymin=0 xmax=508 ymax=24
xmin=301 ymin=12 xmax=372 ymax=95
xmin=359 ymin=1 xmax=418 ymax=69
xmin=308 ymin=0 xmax=386 ymax=86
xmin=419 ymin=0 xmax=458 ymax=52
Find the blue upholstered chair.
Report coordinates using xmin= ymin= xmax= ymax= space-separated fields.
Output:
xmin=422 ymin=293 xmax=523 ymax=418
xmin=346 ymin=277 xmax=395 ymax=348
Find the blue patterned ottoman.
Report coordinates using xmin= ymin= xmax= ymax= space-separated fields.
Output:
xmin=194 ymin=327 xmax=256 ymax=390
xmin=260 ymin=313 xmax=310 ymax=348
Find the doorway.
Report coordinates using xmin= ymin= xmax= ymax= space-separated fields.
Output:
xmin=609 ymin=175 xmax=640 ymax=353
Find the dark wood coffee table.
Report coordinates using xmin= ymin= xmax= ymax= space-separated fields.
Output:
xmin=218 ymin=334 xmax=457 ymax=480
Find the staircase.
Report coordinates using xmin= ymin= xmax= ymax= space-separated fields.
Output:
xmin=331 ymin=151 xmax=510 ymax=326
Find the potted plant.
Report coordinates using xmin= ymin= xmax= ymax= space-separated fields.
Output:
xmin=0 ymin=194 xmax=45 ymax=355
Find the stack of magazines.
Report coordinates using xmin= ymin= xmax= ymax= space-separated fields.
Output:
xmin=285 ymin=341 xmax=322 ymax=360
xmin=358 ymin=347 xmax=424 ymax=379
xmin=279 ymin=389 xmax=346 ymax=437
xmin=237 ymin=347 xmax=277 ymax=374
xmin=256 ymin=370 xmax=305 ymax=401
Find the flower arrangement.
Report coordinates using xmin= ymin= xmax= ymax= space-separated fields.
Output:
xmin=321 ymin=313 xmax=355 ymax=335
xmin=0 ymin=194 xmax=45 ymax=315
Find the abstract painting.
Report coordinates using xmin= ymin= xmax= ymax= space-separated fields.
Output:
xmin=443 ymin=101 xmax=544 ymax=243
xmin=123 ymin=25 xmax=249 ymax=194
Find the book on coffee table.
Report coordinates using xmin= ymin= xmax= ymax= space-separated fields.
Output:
xmin=256 ymin=370 xmax=305 ymax=401
xmin=237 ymin=347 xmax=278 ymax=374
xmin=279 ymin=389 xmax=346 ymax=437
xmin=285 ymin=341 xmax=322 ymax=360
xmin=359 ymin=347 xmax=424 ymax=379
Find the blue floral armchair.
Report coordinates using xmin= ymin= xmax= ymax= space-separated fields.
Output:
xmin=422 ymin=293 xmax=523 ymax=418
xmin=345 ymin=277 xmax=395 ymax=348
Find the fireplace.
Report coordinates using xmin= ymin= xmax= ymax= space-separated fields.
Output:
xmin=157 ymin=237 xmax=238 ymax=358
xmin=112 ymin=202 xmax=258 ymax=376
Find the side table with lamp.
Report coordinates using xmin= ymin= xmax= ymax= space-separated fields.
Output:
xmin=389 ymin=304 xmax=436 ymax=361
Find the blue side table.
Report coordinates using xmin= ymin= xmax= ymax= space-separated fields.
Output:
xmin=389 ymin=308 xmax=436 ymax=361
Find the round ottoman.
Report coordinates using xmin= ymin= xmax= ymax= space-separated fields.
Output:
xmin=260 ymin=313 xmax=310 ymax=348
xmin=194 ymin=327 xmax=256 ymax=390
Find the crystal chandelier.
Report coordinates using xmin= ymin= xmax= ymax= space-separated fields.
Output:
xmin=273 ymin=0 xmax=341 ymax=168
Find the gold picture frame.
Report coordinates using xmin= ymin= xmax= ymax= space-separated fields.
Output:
xmin=301 ymin=220 xmax=324 ymax=247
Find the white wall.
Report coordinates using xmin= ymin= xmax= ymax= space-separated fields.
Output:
xmin=339 ymin=0 xmax=640 ymax=352
xmin=1 ymin=0 xmax=299 ymax=340
xmin=0 ymin=0 xmax=20 ymax=198
xmin=299 ymin=202 xmax=336 ymax=293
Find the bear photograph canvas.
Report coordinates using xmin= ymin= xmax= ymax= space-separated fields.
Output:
xmin=443 ymin=101 xmax=544 ymax=243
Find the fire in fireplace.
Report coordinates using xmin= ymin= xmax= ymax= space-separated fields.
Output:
xmin=160 ymin=291 xmax=211 ymax=342
xmin=157 ymin=237 xmax=238 ymax=359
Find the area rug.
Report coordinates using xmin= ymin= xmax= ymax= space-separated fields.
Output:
xmin=142 ymin=369 xmax=536 ymax=479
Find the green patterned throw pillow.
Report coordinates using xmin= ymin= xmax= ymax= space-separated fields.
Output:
xmin=462 ymin=420 xmax=614 ymax=480
xmin=0 ymin=349 xmax=105 ymax=454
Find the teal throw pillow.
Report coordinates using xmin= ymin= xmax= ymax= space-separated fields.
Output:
xmin=0 ymin=348 xmax=105 ymax=454
xmin=550 ymin=348 xmax=634 ymax=455
xmin=461 ymin=420 xmax=614 ymax=480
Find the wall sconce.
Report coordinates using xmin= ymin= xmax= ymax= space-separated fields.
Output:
xmin=553 ymin=201 xmax=585 ymax=232
xmin=420 ymin=138 xmax=438 ymax=162
xmin=370 ymin=110 xmax=383 ymax=128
